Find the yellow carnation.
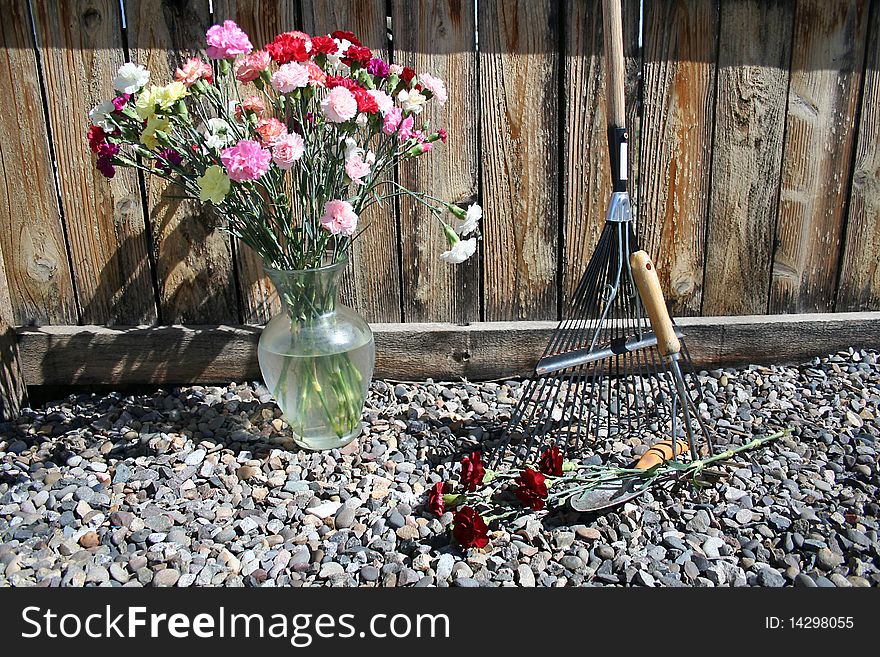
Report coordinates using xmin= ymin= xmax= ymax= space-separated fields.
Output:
xmin=154 ymin=81 xmax=188 ymax=110
xmin=140 ymin=115 xmax=170 ymax=150
xmin=134 ymin=85 xmax=158 ymax=120
xmin=198 ymin=165 xmax=231 ymax=204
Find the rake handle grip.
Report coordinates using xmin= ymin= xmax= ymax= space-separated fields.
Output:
xmin=630 ymin=250 xmax=681 ymax=358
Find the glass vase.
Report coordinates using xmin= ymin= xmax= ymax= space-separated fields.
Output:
xmin=257 ymin=257 xmax=375 ymax=451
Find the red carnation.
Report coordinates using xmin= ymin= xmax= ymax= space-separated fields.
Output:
xmin=538 ymin=446 xmax=563 ymax=477
xmin=452 ymin=506 xmax=489 ymax=549
xmin=460 ymin=451 xmax=485 ymax=492
xmin=87 ymin=125 xmax=107 ymax=153
xmin=427 ymin=482 xmax=444 ymax=516
xmin=514 ymin=468 xmax=548 ymax=511
xmin=400 ymin=66 xmax=416 ymax=84
xmin=332 ymin=30 xmax=361 ymax=46
xmin=266 ymin=31 xmax=312 ymax=64
xmin=326 ymin=75 xmax=361 ymax=91
xmin=343 ymin=44 xmax=373 ymax=67
xmin=311 ymin=35 xmax=337 ymax=55
xmin=353 ymin=87 xmax=379 ymax=114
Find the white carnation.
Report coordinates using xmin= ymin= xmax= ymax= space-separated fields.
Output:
xmin=114 ymin=62 xmax=150 ymax=94
xmin=456 ymin=203 xmax=482 ymax=236
xmin=440 ymin=238 xmax=477 ymax=264
xmin=398 ymin=88 xmax=427 ymax=115
xmin=88 ymin=100 xmax=117 ymax=131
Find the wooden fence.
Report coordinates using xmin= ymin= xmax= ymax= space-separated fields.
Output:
xmin=1 ymin=0 xmax=878 ymax=332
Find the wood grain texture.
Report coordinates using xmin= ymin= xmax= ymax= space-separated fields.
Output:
xmin=837 ymin=0 xmax=880 ymax=311
xmin=212 ymin=0 xmax=300 ymax=324
xmin=124 ymin=0 xmax=239 ymax=324
xmin=393 ymin=0 xmax=480 ymax=323
xmin=0 ymin=0 xmax=77 ymax=325
xmin=17 ymin=312 xmax=880 ymax=385
xmin=702 ymin=0 xmax=794 ymax=316
xmin=639 ymin=0 xmax=719 ymax=316
xmin=0 ymin=318 xmax=27 ymax=420
xmin=32 ymin=0 xmax=157 ymax=324
xmin=479 ymin=0 xmax=559 ymax=321
xmin=302 ymin=0 xmax=402 ymax=323
xmin=770 ymin=0 xmax=869 ymax=313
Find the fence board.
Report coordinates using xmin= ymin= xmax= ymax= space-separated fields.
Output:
xmin=639 ymin=0 xmax=719 ymax=316
xmin=0 ymin=0 xmax=78 ymax=325
xmin=702 ymin=0 xmax=794 ymax=316
xmin=212 ymin=0 xmax=299 ymax=324
xmin=770 ymin=0 xmax=869 ymax=314
xmin=302 ymin=0 xmax=402 ymax=323
xmin=393 ymin=0 xmax=480 ymax=323
xmin=124 ymin=0 xmax=239 ymax=324
xmin=479 ymin=0 xmax=559 ymax=321
xmin=32 ymin=0 xmax=157 ymax=325
xmin=837 ymin=0 xmax=880 ymax=311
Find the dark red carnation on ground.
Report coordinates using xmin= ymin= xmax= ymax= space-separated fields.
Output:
xmin=452 ymin=506 xmax=489 ymax=549
xmin=353 ymin=87 xmax=379 ymax=114
xmin=514 ymin=468 xmax=548 ymax=511
xmin=460 ymin=451 xmax=485 ymax=492
xmin=427 ymin=481 xmax=444 ymax=516
xmin=311 ymin=35 xmax=337 ymax=55
xmin=538 ymin=446 xmax=563 ymax=477
xmin=265 ymin=31 xmax=311 ymax=63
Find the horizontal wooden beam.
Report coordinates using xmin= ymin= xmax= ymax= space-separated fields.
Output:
xmin=15 ymin=312 xmax=880 ymax=386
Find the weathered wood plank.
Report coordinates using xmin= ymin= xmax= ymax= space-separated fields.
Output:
xmin=770 ymin=0 xmax=869 ymax=313
xmin=639 ymin=0 xmax=719 ymax=315
xmin=837 ymin=0 xmax=880 ymax=311
xmin=212 ymin=0 xmax=299 ymax=324
xmin=301 ymin=0 xmax=402 ymax=323
xmin=479 ymin=0 xmax=559 ymax=321
xmin=32 ymin=0 xmax=157 ymax=324
xmin=0 ymin=318 xmax=27 ymax=420
xmin=0 ymin=0 xmax=78 ymax=325
xmin=124 ymin=0 xmax=240 ymax=324
xmin=16 ymin=312 xmax=880 ymax=385
xmin=393 ymin=0 xmax=480 ymax=324
xmin=702 ymin=0 xmax=794 ymax=316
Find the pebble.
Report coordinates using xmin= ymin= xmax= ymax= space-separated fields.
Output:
xmin=0 ymin=350 xmax=876 ymax=589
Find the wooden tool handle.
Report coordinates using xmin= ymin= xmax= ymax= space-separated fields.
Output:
xmin=602 ymin=0 xmax=627 ymax=130
xmin=630 ymin=250 xmax=681 ymax=357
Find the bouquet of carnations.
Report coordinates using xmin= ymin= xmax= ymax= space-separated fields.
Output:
xmin=87 ymin=21 xmax=481 ymax=271
xmin=87 ymin=22 xmax=481 ymax=449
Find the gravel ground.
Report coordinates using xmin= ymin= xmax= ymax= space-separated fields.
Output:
xmin=0 ymin=349 xmax=877 ymax=588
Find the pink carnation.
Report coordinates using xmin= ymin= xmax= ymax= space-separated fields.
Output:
xmin=382 ymin=107 xmax=402 ymax=135
xmin=235 ymin=50 xmax=271 ymax=82
xmin=305 ymin=61 xmax=327 ymax=87
xmin=419 ymin=72 xmax=447 ymax=106
xmin=255 ymin=117 xmax=287 ymax=146
xmin=271 ymin=62 xmax=309 ymax=92
xmin=320 ymin=200 xmax=358 ymax=236
xmin=368 ymin=89 xmax=394 ymax=115
xmin=389 ymin=64 xmax=404 ymax=75
xmin=220 ymin=139 xmax=271 ymax=181
xmin=175 ymin=57 xmax=213 ymax=87
xmin=321 ymin=87 xmax=357 ymax=123
xmin=206 ymin=20 xmax=253 ymax=59
xmin=236 ymin=95 xmax=266 ymax=119
xmin=345 ymin=154 xmax=371 ymax=184
xmin=398 ymin=115 xmax=415 ymax=141
xmin=271 ymin=133 xmax=305 ymax=170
